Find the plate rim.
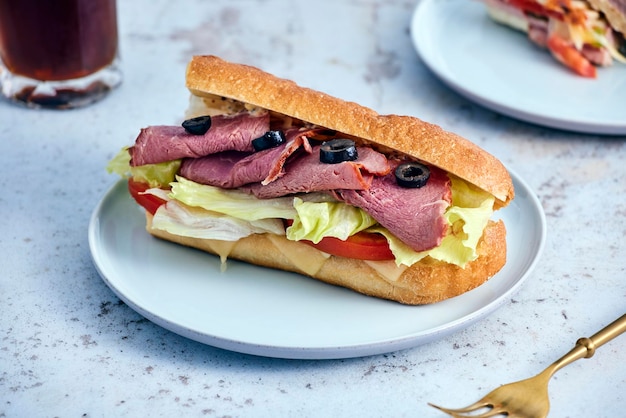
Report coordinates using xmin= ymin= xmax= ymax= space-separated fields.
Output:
xmin=88 ymin=169 xmax=546 ymax=359
xmin=410 ymin=0 xmax=626 ymax=135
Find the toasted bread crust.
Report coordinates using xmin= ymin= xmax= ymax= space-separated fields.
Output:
xmin=185 ymin=55 xmax=514 ymax=208
xmin=587 ymin=0 xmax=626 ymax=34
xmin=145 ymin=215 xmax=507 ymax=305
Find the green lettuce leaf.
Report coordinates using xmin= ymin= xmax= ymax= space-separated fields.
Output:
xmin=286 ymin=198 xmax=378 ymax=243
xmin=426 ymin=176 xmax=495 ymax=267
xmin=106 ymin=147 xmax=132 ymax=178
xmin=169 ymin=176 xmax=299 ymax=221
xmin=106 ymin=147 xmax=181 ymax=188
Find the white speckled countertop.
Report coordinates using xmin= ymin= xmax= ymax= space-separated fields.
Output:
xmin=1 ymin=0 xmax=625 ymax=417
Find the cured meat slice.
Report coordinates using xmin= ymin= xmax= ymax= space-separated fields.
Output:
xmin=243 ymin=146 xmax=390 ymax=198
xmin=179 ymin=151 xmax=255 ymax=188
xmin=179 ymin=128 xmax=315 ymax=188
xmin=129 ymin=111 xmax=270 ymax=166
xmin=336 ymin=163 xmax=451 ymax=252
xmin=262 ymin=128 xmax=315 ymax=184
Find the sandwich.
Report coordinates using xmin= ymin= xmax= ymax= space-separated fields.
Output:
xmin=481 ymin=0 xmax=626 ymax=77
xmin=107 ymin=55 xmax=514 ymax=305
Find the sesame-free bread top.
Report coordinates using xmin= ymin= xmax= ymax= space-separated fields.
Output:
xmin=185 ymin=55 xmax=514 ymax=208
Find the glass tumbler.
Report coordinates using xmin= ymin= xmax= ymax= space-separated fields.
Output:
xmin=0 ymin=0 xmax=122 ymax=109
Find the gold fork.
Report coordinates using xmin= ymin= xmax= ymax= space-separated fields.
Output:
xmin=429 ymin=313 xmax=626 ymax=418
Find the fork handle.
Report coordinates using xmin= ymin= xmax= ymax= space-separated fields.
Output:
xmin=550 ymin=313 xmax=626 ymax=374
xmin=576 ymin=313 xmax=626 ymax=358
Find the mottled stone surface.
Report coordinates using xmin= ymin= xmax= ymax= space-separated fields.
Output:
xmin=1 ymin=1 xmax=624 ymax=417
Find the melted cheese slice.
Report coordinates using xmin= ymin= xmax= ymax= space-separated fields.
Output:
xmin=269 ymin=235 xmax=407 ymax=282
xmin=207 ymin=240 xmax=238 ymax=270
xmin=266 ymin=235 xmax=331 ymax=276
xmin=364 ymin=260 xmax=408 ymax=283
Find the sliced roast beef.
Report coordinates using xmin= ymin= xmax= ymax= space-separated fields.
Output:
xmin=336 ymin=162 xmax=451 ymax=252
xmin=179 ymin=151 xmax=252 ymax=188
xmin=262 ymin=128 xmax=315 ymax=184
xmin=179 ymin=128 xmax=317 ymax=188
xmin=243 ymin=146 xmax=390 ymax=199
xmin=129 ymin=111 xmax=270 ymax=166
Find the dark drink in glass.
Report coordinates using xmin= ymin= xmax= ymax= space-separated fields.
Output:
xmin=0 ymin=0 xmax=122 ymax=109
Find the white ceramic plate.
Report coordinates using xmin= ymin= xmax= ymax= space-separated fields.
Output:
xmin=411 ymin=0 xmax=626 ymax=135
xmin=89 ymin=171 xmax=545 ymax=359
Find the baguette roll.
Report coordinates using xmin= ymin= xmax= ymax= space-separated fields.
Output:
xmin=587 ymin=0 xmax=626 ymax=35
xmin=123 ymin=55 xmax=514 ymax=304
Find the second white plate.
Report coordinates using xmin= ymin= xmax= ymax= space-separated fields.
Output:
xmin=411 ymin=0 xmax=626 ymax=135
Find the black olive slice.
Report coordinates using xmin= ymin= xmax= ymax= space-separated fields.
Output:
xmin=252 ymin=130 xmax=286 ymax=151
xmin=319 ymin=139 xmax=358 ymax=164
xmin=395 ymin=162 xmax=430 ymax=188
xmin=182 ymin=115 xmax=212 ymax=135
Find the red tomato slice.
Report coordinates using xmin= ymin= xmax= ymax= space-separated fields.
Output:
xmin=507 ymin=0 xmax=563 ymax=19
xmin=508 ymin=0 xmax=547 ymax=15
xmin=547 ymin=36 xmax=597 ymax=78
xmin=127 ymin=179 xmax=167 ymax=215
xmin=301 ymin=232 xmax=394 ymax=261
xmin=283 ymin=219 xmax=394 ymax=261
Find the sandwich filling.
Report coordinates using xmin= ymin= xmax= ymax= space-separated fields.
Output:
xmin=108 ymin=100 xmax=496 ymax=269
xmin=483 ymin=0 xmax=626 ymax=77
